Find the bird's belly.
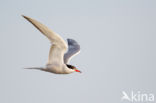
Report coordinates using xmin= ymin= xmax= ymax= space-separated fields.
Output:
xmin=45 ymin=64 xmax=69 ymax=74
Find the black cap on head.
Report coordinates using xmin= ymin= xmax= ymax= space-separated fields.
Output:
xmin=66 ymin=64 xmax=76 ymax=69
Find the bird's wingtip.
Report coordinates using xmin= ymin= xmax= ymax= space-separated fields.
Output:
xmin=21 ymin=15 xmax=30 ymax=20
xmin=21 ymin=15 xmax=25 ymax=18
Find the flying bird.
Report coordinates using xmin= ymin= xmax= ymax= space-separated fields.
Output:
xmin=22 ymin=15 xmax=81 ymax=74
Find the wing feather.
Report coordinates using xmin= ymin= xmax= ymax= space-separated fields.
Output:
xmin=23 ymin=15 xmax=67 ymax=65
xmin=64 ymin=39 xmax=80 ymax=63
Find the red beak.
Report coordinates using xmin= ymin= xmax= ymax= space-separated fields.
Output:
xmin=75 ymin=69 xmax=82 ymax=73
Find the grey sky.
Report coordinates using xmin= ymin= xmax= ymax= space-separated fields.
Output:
xmin=0 ymin=0 xmax=156 ymax=103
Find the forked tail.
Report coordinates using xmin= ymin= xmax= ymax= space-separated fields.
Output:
xmin=24 ymin=67 xmax=45 ymax=71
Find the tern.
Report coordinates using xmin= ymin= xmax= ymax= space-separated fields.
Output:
xmin=22 ymin=15 xmax=81 ymax=74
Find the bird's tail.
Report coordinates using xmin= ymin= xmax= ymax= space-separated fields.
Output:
xmin=24 ymin=67 xmax=45 ymax=71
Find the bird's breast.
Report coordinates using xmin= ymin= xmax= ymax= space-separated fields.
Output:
xmin=45 ymin=64 xmax=72 ymax=74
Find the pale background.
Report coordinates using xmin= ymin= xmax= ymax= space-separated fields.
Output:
xmin=0 ymin=0 xmax=156 ymax=103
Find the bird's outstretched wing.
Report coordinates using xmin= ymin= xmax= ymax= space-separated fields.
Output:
xmin=22 ymin=15 xmax=67 ymax=65
xmin=64 ymin=39 xmax=80 ymax=64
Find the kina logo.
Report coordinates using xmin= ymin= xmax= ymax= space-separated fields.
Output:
xmin=121 ymin=91 xmax=154 ymax=102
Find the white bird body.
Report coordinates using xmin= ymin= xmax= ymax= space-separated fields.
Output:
xmin=23 ymin=15 xmax=81 ymax=74
xmin=45 ymin=64 xmax=74 ymax=74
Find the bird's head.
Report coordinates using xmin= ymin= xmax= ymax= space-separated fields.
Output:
xmin=66 ymin=64 xmax=81 ymax=73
